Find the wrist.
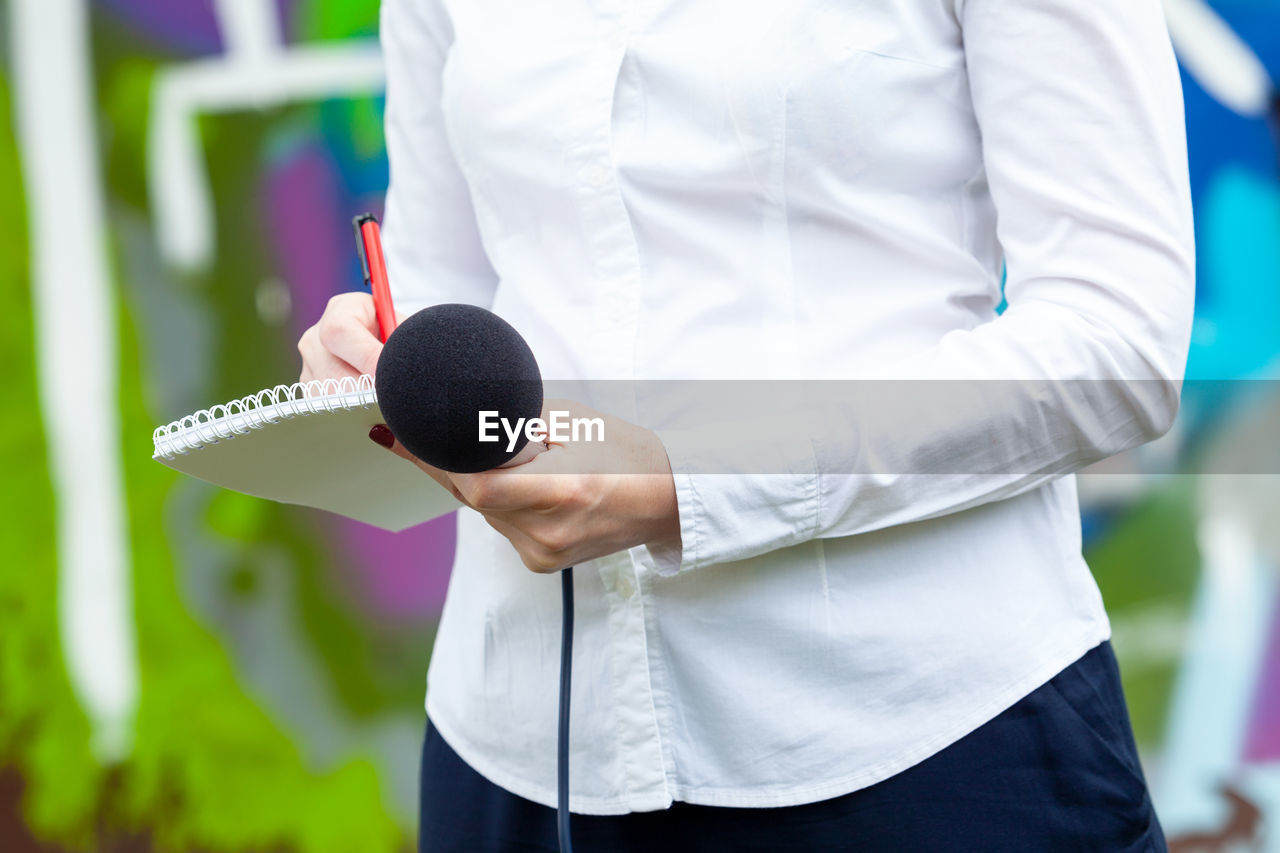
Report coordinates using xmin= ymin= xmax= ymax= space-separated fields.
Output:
xmin=639 ymin=428 xmax=681 ymax=552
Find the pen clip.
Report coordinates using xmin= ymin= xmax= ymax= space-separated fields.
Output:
xmin=353 ymin=213 xmax=376 ymax=286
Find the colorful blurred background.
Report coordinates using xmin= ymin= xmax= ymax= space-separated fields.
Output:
xmin=2 ymin=0 xmax=1279 ymax=850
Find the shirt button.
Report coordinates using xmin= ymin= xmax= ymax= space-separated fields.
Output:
xmin=616 ymin=571 xmax=636 ymax=600
xmin=582 ymin=163 xmax=610 ymax=188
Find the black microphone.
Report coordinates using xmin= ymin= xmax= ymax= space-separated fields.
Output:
xmin=374 ymin=303 xmax=575 ymax=853
xmin=375 ymin=303 xmax=544 ymax=473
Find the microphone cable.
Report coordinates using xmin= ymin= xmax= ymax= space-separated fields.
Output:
xmin=557 ymin=567 xmax=575 ymax=853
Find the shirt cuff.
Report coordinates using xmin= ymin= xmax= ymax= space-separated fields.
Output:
xmin=644 ymin=424 xmax=822 ymax=575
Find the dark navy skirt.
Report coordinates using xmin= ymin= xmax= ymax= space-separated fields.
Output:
xmin=419 ymin=641 xmax=1166 ymax=852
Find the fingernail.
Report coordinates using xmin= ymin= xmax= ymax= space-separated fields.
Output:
xmin=369 ymin=424 xmax=395 ymax=448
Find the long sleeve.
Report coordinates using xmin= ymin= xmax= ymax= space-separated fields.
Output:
xmin=380 ymin=0 xmax=498 ymax=315
xmin=417 ymin=0 xmax=1180 ymax=812
xmin=653 ymin=0 xmax=1195 ymax=574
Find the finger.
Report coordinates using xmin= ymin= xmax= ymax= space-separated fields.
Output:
xmin=317 ymin=315 xmax=383 ymax=378
xmin=449 ymin=468 xmax=566 ymax=513
xmin=536 ymin=398 xmax=565 ymax=446
xmin=381 ymin=437 xmax=415 ymax=463
xmin=482 ymin=513 xmax=566 ymax=573
xmin=485 ymin=442 xmax=594 ymax=482
xmin=499 ymin=439 xmax=549 ymax=469
xmin=299 ymin=326 xmax=364 ymax=372
xmin=325 ymin=291 xmax=380 ymax=332
xmin=298 ymin=341 xmax=363 ymax=388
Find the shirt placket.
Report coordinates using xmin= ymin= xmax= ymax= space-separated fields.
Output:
xmin=576 ymin=2 xmax=643 ymax=403
xmin=571 ymin=0 xmax=671 ymax=811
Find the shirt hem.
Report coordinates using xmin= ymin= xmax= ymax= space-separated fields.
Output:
xmin=664 ymin=623 xmax=1112 ymax=808
xmin=425 ymin=694 xmax=674 ymax=815
xmin=425 ymin=621 xmax=1110 ymax=815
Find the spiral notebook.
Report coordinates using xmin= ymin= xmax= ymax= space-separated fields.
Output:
xmin=152 ymin=375 xmax=458 ymax=531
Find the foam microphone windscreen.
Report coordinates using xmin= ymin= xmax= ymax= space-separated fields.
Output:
xmin=375 ymin=303 xmax=544 ymax=473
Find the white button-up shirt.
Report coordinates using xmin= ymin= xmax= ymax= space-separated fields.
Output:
xmin=380 ymin=0 xmax=1194 ymax=814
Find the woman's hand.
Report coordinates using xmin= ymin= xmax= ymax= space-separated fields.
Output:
xmin=300 ymin=298 xmax=681 ymax=570
xmin=298 ymin=292 xmax=404 ymax=382
xmin=377 ymin=399 xmax=681 ymax=573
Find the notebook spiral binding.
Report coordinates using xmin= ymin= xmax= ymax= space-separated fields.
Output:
xmin=152 ymin=375 xmax=377 ymax=460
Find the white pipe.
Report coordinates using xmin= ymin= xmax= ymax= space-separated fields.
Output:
xmin=1164 ymin=0 xmax=1273 ymax=117
xmin=215 ymin=0 xmax=284 ymax=65
xmin=10 ymin=0 xmax=138 ymax=761
xmin=149 ymin=42 xmax=385 ymax=270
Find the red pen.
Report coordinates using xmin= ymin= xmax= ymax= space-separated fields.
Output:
xmin=353 ymin=213 xmax=398 ymax=343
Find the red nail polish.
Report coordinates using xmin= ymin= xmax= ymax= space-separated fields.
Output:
xmin=369 ymin=424 xmax=395 ymax=448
